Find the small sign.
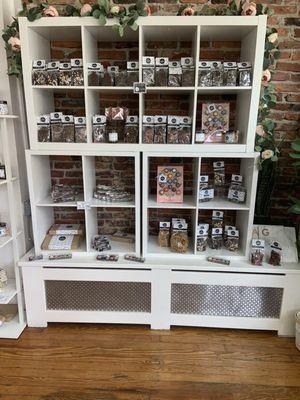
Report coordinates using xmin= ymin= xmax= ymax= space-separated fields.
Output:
xmin=133 ymin=82 xmax=147 ymax=94
xmin=76 ymin=201 xmax=91 ymax=211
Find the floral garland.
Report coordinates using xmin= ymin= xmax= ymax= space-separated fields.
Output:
xmin=2 ymin=0 xmax=280 ymax=169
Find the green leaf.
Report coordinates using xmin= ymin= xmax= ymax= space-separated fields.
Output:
xmin=112 ymin=24 xmax=120 ymax=33
xmin=271 ymin=155 xmax=278 ymax=162
xmin=291 ymin=140 xmax=300 ymax=152
xmin=98 ymin=13 xmax=107 ymax=26
xmin=288 ymin=204 xmax=300 ymax=215
xmin=255 ymin=146 xmax=262 ymax=152
xmin=118 ymin=25 xmax=124 ymax=37
xmin=129 ymin=21 xmax=138 ymax=31
xmin=136 ymin=0 xmax=145 ymax=13
xmin=139 ymin=10 xmax=148 ymax=17
xmin=292 ymin=161 xmax=300 ymax=168
xmin=93 ymin=9 xmax=101 ymax=19
xmin=289 ymin=153 xmax=300 ymax=159
xmin=98 ymin=0 xmax=109 ymax=14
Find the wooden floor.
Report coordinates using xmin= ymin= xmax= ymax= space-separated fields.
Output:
xmin=0 ymin=324 xmax=300 ymax=400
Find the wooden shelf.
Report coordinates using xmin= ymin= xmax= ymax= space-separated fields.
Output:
xmin=148 ymin=195 xmax=196 ymax=209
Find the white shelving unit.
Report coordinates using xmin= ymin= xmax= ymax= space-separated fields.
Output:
xmin=0 ymin=116 xmax=26 ymax=338
xmin=18 ymin=15 xmax=300 ymax=336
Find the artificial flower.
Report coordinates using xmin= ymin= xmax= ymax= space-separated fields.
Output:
xmin=110 ymin=6 xmax=120 ymax=15
xmin=262 ymin=149 xmax=274 ymax=159
xmin=43 ymin=6 xmax=59 ymax=17
xmin=256 ymin=125 xmax=265 ymax=137
xmin=181 ymin=7 xmax=195 ymax=16
xmin=268 ymin=32 xmax=278 ymax=43
xmin=262 ymin=69 xmax=271 ymax=82
xmin=8 ymin=37 xmax=21 ymax=52
xmin=80 ymin=3 xmax=92 ymax=16
xmin=241 ymin=2 xmax=256 ymax=16
xmin=144 ymin=5 xmax=152 ymax=16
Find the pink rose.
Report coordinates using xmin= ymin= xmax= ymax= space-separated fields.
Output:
xmin=181 ymin=7 xmax=195 ymax=16
xmin=144 ymin=5 xmax=152 ymax=16
xmin=43 ymin=6 xmax=59 ymax=17
xmin=8 ymin=37 xmax=21 ymax=52
xmin=241 ymin=2 xmax=256 ymax=16
xmin=262 ymin=69 xmax=271 ymax=82
xmin=80 ymin=3 xmax=92 ymax=16
xmin=256 ymin=125 xmax=265 ymax=137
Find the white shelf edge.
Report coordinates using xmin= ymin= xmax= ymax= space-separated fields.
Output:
xmin=0 ymin=316 xmax=26 ymax=339
xmin=0 ymin=279 xmax=18 ymax=304
xmin=32 ymin=85 xmax=84 ymax=90
xmin=0 ymin=115 xmax=18 ymax=119
xmin=0 ymin=236 xmax=13 ymax=249
xmin=147 ymin=195 xmax=197 ymax=209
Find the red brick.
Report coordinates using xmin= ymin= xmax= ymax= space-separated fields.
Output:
xmin=272 ymin=71 xmax=291 ymax=81
xmin=279 ymin=40 xmax=300 ymax=50
xmin=277 ymin=61 xmax=300 ymax=72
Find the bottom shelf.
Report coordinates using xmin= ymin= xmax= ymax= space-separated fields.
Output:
xmin=0 ymin=315 xmax=26 ymax=339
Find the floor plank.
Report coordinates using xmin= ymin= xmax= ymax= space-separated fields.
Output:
xmin=0 ymin=324 xmax=299 ymax=400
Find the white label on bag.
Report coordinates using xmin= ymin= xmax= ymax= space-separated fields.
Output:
xmin=55 ymin=224 xmax=80 ymax=235
xmin=48 ymin=235 xmax=74 ymax=250
xmin=228 ymin=189 xmax=246 ymax=202
xmin=200 ymin=188 xmax=214 ymax=200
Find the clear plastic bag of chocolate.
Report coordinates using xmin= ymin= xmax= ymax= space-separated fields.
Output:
xmin=225 ymin=130 xmax=239 ymax=144
xmin=51 ymin=184 xmax=77 ymax=203
xmin=154 ymin=116 xmax=167 ymax=144
xmin=199 ymin=175 xmax=214 ymax=202
xmin=212 ymin=210 xmax=223 ymax=229
xmin=224 ymin=229 xmax=239 ymax=252
xmin=74 ymin=117 xmax=87 ymax=143
xmin=181 ymin=57 xmax=195 ymax=86
xmin=223 ymin=62 xmax=237 ymax=87
xmin=92 ymin=115 xmax=107 ymax=143
xmin=105 ymin=106 xmax=128 ymax=142
xmin=99 ymin=67 xmax=114 ymax=86
xmin=37 ymin=115 xmax=51 ymax=142
xmin=107 ymin=66 xmax=119 ymax=86
xmin=178 ymin=116 xmax=192 ymax=144
xmin=228 ymin=174 xmax=246 ymax=204
xmin=168 ymin=61 xmax=182 ymax=87
xmin=59 ymin=62 xmax=72 ymax=86
xmin=50 ymin=112 xmax=64 ymax=142
xmin=211 ymin=61 xmax=223 ymax=86
xmin=213 ymin=161 xmax=226 ymax=197
xmin=155 ymin=57 xmax=168 ymax=87
xmin=71 ymin=58 xmax=84 ymax=86
xmin=269 ymin=241 xmax=282 ymax=266
xmin=210 ymin=228 xmax=223 ymax=250
xmin=32 ymin=60 xmax=47 ymax=85
xmin=46 ymin=61 xmax=59 ymax=86
xmin=238 ymin=62 xmax=252 ymax=86
xmin=115 ymin=68 xmax=127 ymax=87
xmin=142 ymin=56 xmax=155 ymax=86
xmin=167 ymin=116 xmax=180 ymax=144
xmin=124 ymin=116 xmax=139 ymax=143
xmin=250 ymin=239 xmax=265 ymax=266
xmin=196 ymin=224 xmax=209 ymax=251
xmin=142 ymin=116 xmax=155 ymax=143
xmin=127 ymin=61 xmax=139 ymax=86
xmin=198 ymin=61 xmax=212 ymax=87
xmin=61 ymin=115 xmax=75 ymax=142
xmin=170 ymin=219 xmax=189 ymax=253
xmin=158 ymin=221 xmax=170 ymax=247
xmin=87 ymin=63 xmax=103 ymax=86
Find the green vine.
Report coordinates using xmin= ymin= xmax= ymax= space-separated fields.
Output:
xmin=2 ymin=0 xmax=280 ymax=173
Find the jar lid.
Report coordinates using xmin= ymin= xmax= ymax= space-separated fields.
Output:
xmin=0 ymin=101 xmax=8 ymax=104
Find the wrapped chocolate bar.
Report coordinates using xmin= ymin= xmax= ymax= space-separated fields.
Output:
xmin=51 ymin=184 xmax=77 ymax=203
xmin=143 ymin=116 xmax=155 ymax=143
xmin=228 ymin=174 xmax=246 ymax=204
xmin=154 ymin=115 xmax=167 ymax=144
xmin=196 ymin=224 xmax=209 ymax=252
xmin=238 ymin=62 xmax=252 ymax=86
xmin=168 ymin=61 xmax=182 ymax=87
xmin=199 ymin=175 xmax=214 ymax=202
xmin=158 ymin=221 xmax=170 ymax=247
xmin=107 ymin=66 xmax=119 ymax=86
xmin=88 ymin=63 xmax=103 ymax=86
xmin=223 ymin=62 xmax=237 ymax=86
xmin=155 ymin=57 xmax=168 ymax=87
xmin=100 ymin=66 xmax=114 ymax=86
xmin=170 ymin=218 xmax=189 ymax=253
xmin=58 ymin=62 xmax=72 ymax=86
xmin=127 ymin=61 xmax=139 ymax=86
xmin=71 ymin=58 xmax=84 ymax=86
xmin=124 ymin=116 xmax=139 ymax=143
xmin=92 ymin=115 xmax=107 ymax=143
xmin=181 ymin=57 xmax=195 ymax=86
xmin=211 ymin=61 xmax=223 ymax=86
xmin=225 ymin=130 xmax=239 ymax=144
xmin=212 ymin=210 xmax=223 ymax=229
xmin=32 ymin=60 xmax=47 ymax=85
xmin=178 ymin=116 xmax=192 ymax=144
xmin=251 ymin=239 xmax=265 ymax=266
xmin=74 ymin=117 xmax=87 ymax=143
xmin=61 ymin=115 xmax=75 ymax=143
xmin=167 ymin=116 xmax=180 ymax=144
xmin=210 ymin=227 xmax=223 ymax=250
xmin=198 ymin=61 xmax=212 ymax=87
xmin=142 ymin=56 xmax=155 ymax=86
xmin=37 ymin=115 xmax=51 ymax=142
xmin=269 ymin=241 xmax=282 ymax=266
xmin=92 ymin=235 xmax=111 ymax=252
xmin=224 ymin=229 xmax=239 ymax=252
xmin=50 ymin=112 xmax=64 ymax=142
xmin=213 ymin=161 xmax=225 ymax=197
xmin=115 ymin=67 xmax=127 ymax=87
xmin=46 ymin=61 xmax=59 ymax=86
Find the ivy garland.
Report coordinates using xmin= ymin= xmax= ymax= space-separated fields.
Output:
xmin=2 ymin=0 xmax=280 ymax=169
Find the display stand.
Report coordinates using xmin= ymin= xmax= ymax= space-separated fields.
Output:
xmin=18 ymin=16 xmax=300 ymax=335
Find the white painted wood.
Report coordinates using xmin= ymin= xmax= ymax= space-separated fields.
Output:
xmin=151 ymin=269 xmax=171 ymax=329
xmin=278 ymin=274 xmax=300 ymax=336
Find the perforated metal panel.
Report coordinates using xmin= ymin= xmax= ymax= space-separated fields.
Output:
xmin=171 ymin=284 xmax=283 ymax=318
xmin=45 ymin=280 xmax=151 ymax=312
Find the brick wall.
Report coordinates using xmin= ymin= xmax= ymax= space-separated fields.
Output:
xmin=46 ymin=0 xmax=300 ymax=229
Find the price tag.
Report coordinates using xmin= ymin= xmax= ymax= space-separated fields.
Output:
xmin=76 ymin=201 xmax=91 ymax=211
xmin=133 ymin=82 xmax=147 ymax=94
